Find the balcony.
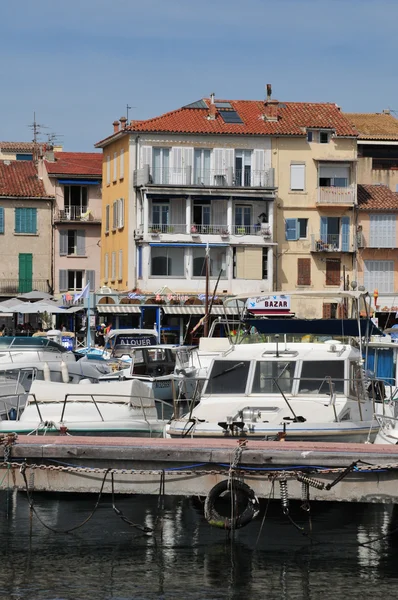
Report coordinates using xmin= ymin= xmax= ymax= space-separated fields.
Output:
xmin=54 ymin=207 xmax=101 ymax=222
xmin=147 ymin=222 xmax=272 ymax=238
xmin=0 ymin=279 xmax=51 ymax=295
xmin=311 ymin=234 xmax=352 ymax=253
xmin=316 ymin=185 xmax=356 ymax=206
xmin=149 ymin=224 xmax=186 ymax=234
xmin=135 ymin=166 xmax=275 ymax=189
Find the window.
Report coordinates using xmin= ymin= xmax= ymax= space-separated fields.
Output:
xmin=307 ymin=131 xmax=313 ymax=142
xmin=325 ymin=259 xmax=341 ymax=286
xmin=151 ymin=246 xmax=184 ymax=277
xmin=105 ymin=205 xmax=110 ymax=233
xmin=290 ymin=164 xmax=305 ymax=191
xmin=104 ymin=253 xmax=109 ymax=281
xmin=68 ymin=270 xmax=83 ymax=291
xmin=323 ymin=303 xmax=338 ymax=319
xmin=118 ymin=249 xmax=123 ymax=281
xmin=192 ymin=247 xmax=226 ymax=278
xmin=235 ymin=150 xmax=252 ymax=186
xmin=194 ymin=149 xmax=211 ymax=185
xmin=106 ymin=155 xmax=111 ymax=185
xmin=319 ymin=216 xmax=350 ymax=251
xmin=319 ymin=164 xmax=349 ymax=188
xmin=111 ymin=251 xmax=116 ymax=281
xmin=0 ymin=207 xmax=4 ymax=234
xmin=262 ymin=248 xmax=268 ymax=280
xmin=120 ymin=149 xmax=124 ymax=179
xmin=364 ymin=260 xmax=394 ymax=293
xmin=192 ymin=200 xmax=211 ymax=232
xmin=299 ymin=361 xmax=345 ymax=394
xmin=297 ymin=258 xmax=311 ymax=286
xmin=64 ymin=186 xmax=87 ymax=219
xmin=369 ymin=214 xmax=396 ymax=248
xmin=60 ymin=230 xmax=85 ymax=256
xmin=151 ymin=202 xmax=169 ymax=231
xmin=152 ymin=148 xmax=170 ymax=184
xmin=285 ymin=218 xmax=307 ymax=241
xmin=319 ymin=131 xmax=330 ymax=144
xmin=252 ymin=361 xmax=295 ymax=394
xmin=113 ymin=152 xmax=117 ymax=181
xmin=235 ymin=205 xmax=252 ymax=234
xmin=15 ymin=208 xmax=37 ymax=234
xmin=206 ymin=360 xmax=250 ymax=395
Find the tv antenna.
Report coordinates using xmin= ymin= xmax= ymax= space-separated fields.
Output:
xmin=29 ymin=112 xmax=49 ymax=145
xmin=126 ymin=104 xmax=136 ymax=122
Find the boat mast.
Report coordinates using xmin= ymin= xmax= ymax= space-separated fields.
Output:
xmin=204 ymin=242 xmax=209 ymax=337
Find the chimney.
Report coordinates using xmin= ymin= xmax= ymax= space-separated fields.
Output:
xmin=383 ymin=109 xmax=391 ymax=115
xmin=263 ymin=84 xmax=279 ymax=121
xmin=266 ymin=84 xmax=272 ymax=101
xmin=113 ymin=120 xmax=120 ymax=133
xmin=119 ymin=116 xmax=128 ymax=129
xmin=208 ymin=93 xmax=217 ymax=120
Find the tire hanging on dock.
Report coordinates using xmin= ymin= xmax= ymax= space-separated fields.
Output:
xmin=204 ymin=480 xmax=260 ymax=530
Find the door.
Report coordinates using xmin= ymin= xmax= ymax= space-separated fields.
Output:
xmin=19 ymin=253 xmax=32 ymax=293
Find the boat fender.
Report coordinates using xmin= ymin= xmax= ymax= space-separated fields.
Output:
xmin=204 ymin=480 xmax=260 ymax=530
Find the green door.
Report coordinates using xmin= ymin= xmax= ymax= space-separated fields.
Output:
xmin=18 ymin=253 xmax=33 ymax=293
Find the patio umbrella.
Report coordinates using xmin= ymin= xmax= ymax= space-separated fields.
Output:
xmin=17 ymin=291 xmax=53 ymax=301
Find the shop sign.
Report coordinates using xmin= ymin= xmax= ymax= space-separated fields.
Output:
xmin=246 ymin=295 xmax=291 ymax=312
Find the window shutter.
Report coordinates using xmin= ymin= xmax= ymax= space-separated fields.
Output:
xmin=285 ymin=218 xmax=298 ymax=241
xmin=297 ymin=258 xmax=311 ymax=285
xmin=290 ymin=164 xmax=305 ymax=190
xmin=59 ymin=230 xmax=68 ymax=256
xmin=326 ymin=259 xmax=341 ymax=285
xmin=86 ymin=270 xmax=95 ymax=291
xmin=182 ymin=147 xmax=194 ymax=184
xmin=76 ymin=230 xmax=86 ymax=256
xmin=252 ymin=149 xmax=265 ymax=186
xmin=370 ymin=214 xmax=395 ymax=248
xmin=31 ymin=208 xmax=37 ymax=233
xmin=15 ymin=208 xmax=23 ymax=233
xmin=104 ymin=253 xmax=109 ymax=281
xmin=341 ymin=217 xmax=350 ymax=252
xmin=112 ymin=201 xmax=117 ymax=229
xmin=59 ymin=269 xmax=68 ymax=292
xmin=118 ymin=198 xmax=124 ymax=228
xmin=0 ymin=207 xmax=5 ymax=234
xmin=213 ymin=149 xmax=224 ymax=175
xmin=105 ymin=205 xmax=110 ymax=233
xmin=323 ymin=303 xmax=332 ymax=319
xmin=170 ymin=147 xmax=183 ymax=184
xmin=224 ymin=149 xmax=234 ymax=170
xmin=140 ymin=146 xmax=152 ymax=168
xmin=320 ymin=217 xmax=328 ymax=243
xmin=137 ymin=246 xmax=142 ymax=278
xmin=106 ymin=155 xmax=111 ymax=185
xmin=120 ymin=149 xmax=124 ymax=179
xmin=118 ymin=250 xmax=123 ymax=280
xmin=111 ymin=251 xmax=116 ymax=281
xmin=113 ymin=152 xmax=117 ymax=181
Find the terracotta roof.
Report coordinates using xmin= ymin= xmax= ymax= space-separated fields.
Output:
xmin=0 ymin=141 xmax=35 ymax=153
xmin=358 ymin=184 xmax=398 ymax=210
xmin=45 ymin=152 xmax=102 ymax=176
xmin=0 ymin=161 xmax=52 ymax=198
xmin=96 ymin=98 xmax=356 ymax=145
xmin=345 ymin=113 xmax=398 ymax=141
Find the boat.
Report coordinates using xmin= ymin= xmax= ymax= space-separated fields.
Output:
xmin=0 ymin=335 xmax=77 ymax=364
xmin=0 ymin=378 xmax=167 ymax=437
xmin=166 ymin=337 xmax=380 ymax=442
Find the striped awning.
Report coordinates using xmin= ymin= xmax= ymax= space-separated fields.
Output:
xmin=96 ymin=305 xmax=141 ymax=314
xmin=162 ymin=306 xmax=238 ymax=315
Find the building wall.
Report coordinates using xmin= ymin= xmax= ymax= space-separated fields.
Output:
xmin=357 ymin=156 xmax=398 ymax=191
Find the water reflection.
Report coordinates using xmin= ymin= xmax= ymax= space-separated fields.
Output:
xmin=1 ymin=491 xmax=398 ymax=599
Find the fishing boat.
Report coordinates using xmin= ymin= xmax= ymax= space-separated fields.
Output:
xmin=0 ymin=378 xmax=166 ymax=437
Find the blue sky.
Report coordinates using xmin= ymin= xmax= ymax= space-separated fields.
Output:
xmin=1 ymin=0 xmax=397 ymax=151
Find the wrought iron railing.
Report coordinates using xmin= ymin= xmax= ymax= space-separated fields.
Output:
xmin=55 ymin=207 xmax=101 ymax=221
xmin=138 ymin=166 xmax=275 ymax=188
xmin=0 ymin=279 xmax=51 ymax=294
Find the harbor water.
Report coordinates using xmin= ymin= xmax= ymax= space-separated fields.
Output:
xmin=1 ymin=490 xmax=398 ymax=600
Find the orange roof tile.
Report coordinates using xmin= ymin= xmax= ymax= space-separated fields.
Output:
xmin=0 ymin=141 xmax=35 ymax=153
xmin=358 ymin=184 xmax=398 ymax=210
xmin=0 ymin=161 xmax=52 ymax=198
xmin=345 ymin=113 xmax=398 ymax=141
xmin=45 ymin=152 xmax=102 ymax=176
xmin=96 ymin=98 xmax=357 ymax=145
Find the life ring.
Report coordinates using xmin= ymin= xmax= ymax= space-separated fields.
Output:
xmin=204 ymin=479 xmax=260 ymax=530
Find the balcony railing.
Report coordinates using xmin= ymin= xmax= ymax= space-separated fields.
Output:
xmin=233 ymin=224 xmax=271 ymax=236
xmin=148 ymin=224 xmax=186 ymax=234
xmin=55 ymin=207 xmax=101 ymax=222
xmin=190 ymin=224 xmax=229 ymax=235
xmin=310 ymin=234 xmax=353 ymax=253
xmin=135 ymin=166 xmax=275 ymax=189
xmin=0 ymin=279 xmax=51 ymax=295
xmin=317 ymin=186 xmax=355 ymax=205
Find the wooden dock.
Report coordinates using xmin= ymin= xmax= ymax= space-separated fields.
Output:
xmin=1 ymin=435 xmax=398 ymax=504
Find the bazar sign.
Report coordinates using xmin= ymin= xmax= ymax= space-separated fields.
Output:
xmin=246 ymin=295 xmax=291 ymax=311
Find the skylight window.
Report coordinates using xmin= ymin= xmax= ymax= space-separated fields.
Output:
xmin=219 ymin=110 xmax=243 ymax=124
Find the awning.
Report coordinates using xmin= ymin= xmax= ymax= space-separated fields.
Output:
xmin=163 ymin=306 xmax=238 ymax=315
xmin=96 ymin=305 xmax=141 ymax=314
xmin=57 ymin=179 xmax=100 ymax=185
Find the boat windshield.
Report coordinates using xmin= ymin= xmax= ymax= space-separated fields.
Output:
xmin=252 ymin=361 xmax=295 ymax=394
xmin=206 ymin=360 xmax=250 ymax=395
xmin=299 ymin=361 xmax=345 ymax=394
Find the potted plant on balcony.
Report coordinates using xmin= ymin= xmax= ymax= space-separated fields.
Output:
xmin=220 ymin=228 xmax=229 ymax=238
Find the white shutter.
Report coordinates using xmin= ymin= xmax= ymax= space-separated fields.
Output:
xmin=319 ymin=164 xmax=350 ymax=178
xmin=104 ymin=253 xmax=109 ymax=282
xmin=118 ymin=250 xmax=123 ymax=280
xmin=111 ymin=251 xmax=116 ymax=281
xmin=213 ymin=149 xmax=224 ymax=174
xmin=170 ymin=198 xmax=185 ymax=229
xmin=224 ymin=149 xmax=234 ymax=170
xmin=364 ymin=260 xmax=394 ymax=293
xmin=370 ymin=214 xmax=396 ymax=248
xmin=252 ymin=149 xmax=265 ymax=185
xmin=182 ymin=147 xmax=193 ymax=184
xmin=290 ymin=164 xmax=305 ymax=191
xmin=120 ymin=149 xmax=124 ymax=179
xmin=118 ymin=198 xmax=124 ymax=228
xmin=212 ymin=199 xmax=227 ymax=229
xmin=140 ymin=146 xmax=152 ymax=168
xmin=105 ymin=205 xmax=110 ymax=233
xmin=112 ymin=201 xmax=117 ymax=229
xmin=170 ymin=147 xmax=183 ymax=184
xmin=106 ymin=155 xmax=111 ymax=185
xmin=263 ymin=138 xmax=272 ymax=170
xmin=113 ymin=152 xmax=117 ymax=181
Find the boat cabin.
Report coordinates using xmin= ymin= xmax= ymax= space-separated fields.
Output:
xmin=106 ymin=329 xmax=158 ymax=358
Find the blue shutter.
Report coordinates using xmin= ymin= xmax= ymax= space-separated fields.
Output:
xmin=15 ymin=208 xmax=22 ymax=233
xmin=15 ymin=208 xmax=37 ymax=233
xmin=30 ymin=208 xmax=37 ymax=233
xmin=285 ymin=219 xmax=298 ymax=241
xmin=341 ymin=217 xmax=350 ymax=252
xmin=320 ymin=217 xmax=328 ymax=243
xmin=0 ymin=207 xmax=4 ymax=234
xmin=137 ymin=246 xmax=143 ymax=278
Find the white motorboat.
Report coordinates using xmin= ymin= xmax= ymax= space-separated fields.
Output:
xmin=166 ymin=339 xmax=379 ymax=442
xmin=0 ymin=378 xmax=166 ymax=437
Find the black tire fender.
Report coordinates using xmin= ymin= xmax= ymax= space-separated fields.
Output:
xmin=204 ymin=479 xmax=260 ymax=530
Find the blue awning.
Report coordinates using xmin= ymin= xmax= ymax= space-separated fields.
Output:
xmin=58 ymin=179 xmax=100 ymax=185
xmin=149 ymin=243 xmax=229 ymax=247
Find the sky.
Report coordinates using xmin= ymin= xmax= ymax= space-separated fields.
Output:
xmin=1 ymin=0 xmax=397 ymax=151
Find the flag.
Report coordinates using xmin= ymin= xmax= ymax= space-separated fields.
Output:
xmin=73 ymin=282 xmax=90 ymax=304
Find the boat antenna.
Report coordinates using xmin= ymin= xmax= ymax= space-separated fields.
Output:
xmin=275 ymin=334 xmax=280 ymax=357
